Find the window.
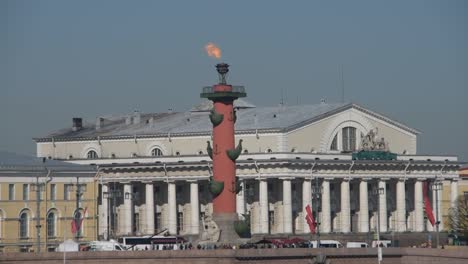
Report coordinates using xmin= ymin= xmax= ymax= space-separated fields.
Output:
xmin=268 ymin=211 xmax=275 ymax=232
xmin=87 ymin=150 xmax=98 ymax=159
xmin=74 ymin=210 xmax=83 ymax=237
xmin=177 ymin=212 xmax=183 ymax=233
xmin=330 ymin=134 xmax=338 ymax=151
xmin=50 ymin=184 xmax=56 ymax=201
xmin=47 ymin=211 xmax=56 ymax=238
xmin=9 ymin=184 xmax=15 ymax=201
xmin=342 ymin=127 xmax=356 ymax=152
xmin=64 ymin=184 xmax=73 ymax=200
xmin=23 ymin=184 xmax=29 ymax=201
xmin=151 ymin=148 xmax=163 ymax=157
xmin=19 ymin=211 xmax=29 ymax=238
xmin=156 ymin=212 xmax=162 ymax=231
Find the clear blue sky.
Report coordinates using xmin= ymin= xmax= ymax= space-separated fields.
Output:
xmin=1 ymin=0 xmax=467 ymax=161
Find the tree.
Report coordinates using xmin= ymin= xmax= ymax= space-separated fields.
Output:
xmin=448 ymin=195 xmax=468 ymax=237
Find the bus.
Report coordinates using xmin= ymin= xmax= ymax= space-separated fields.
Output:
xmin=118 ymin=235 xmax=187 ymax=250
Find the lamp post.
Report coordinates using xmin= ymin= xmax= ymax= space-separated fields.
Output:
xmin=31 ymin=176 xmax=45 ymax=253
xmin=103 ymin=185 xmax=122 ymax=240
xmin=372 ymin=186 xmax=385 ymax=264
xmin=430 ymin=181 xmax=443 ymax=248
xmin=312 ymin=178 xmax=322 ymax=247
xmin=71 ymin=177 xmax=87 ymax=241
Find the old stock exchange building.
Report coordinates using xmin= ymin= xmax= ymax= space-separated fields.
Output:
xmin=33 ymin=100 xmax=465 ymax=243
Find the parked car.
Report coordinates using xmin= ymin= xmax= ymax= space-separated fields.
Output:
xmin=346 ymin=242 xmax=369 ymax=248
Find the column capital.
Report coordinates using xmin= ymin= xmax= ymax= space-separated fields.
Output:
xmin=361 ymin=178 xmax=372 ymax=182
xmin=279 ymin=177 xmax=295 ymax=181
xmin=187 ymin=180 xmax=199 ymax=183
xmin=141 ymin=180 xmax=154 ymax=184
xmin=416 ymin=178 xmax=427 ymax=182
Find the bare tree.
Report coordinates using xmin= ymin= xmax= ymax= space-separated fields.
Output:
xmin=448 ymin=195 xmax=468 ymax=237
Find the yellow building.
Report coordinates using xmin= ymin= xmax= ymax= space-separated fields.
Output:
xmin=0 ymin=151 xmax=97 ymax=253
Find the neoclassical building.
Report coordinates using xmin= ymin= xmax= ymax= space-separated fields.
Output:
xmin=33 ymin=100 xmax=464 ymax=240
xmin=0 ymin=152 xmax=97 ymax=252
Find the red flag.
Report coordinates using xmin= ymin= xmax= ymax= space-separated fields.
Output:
xmin=71 ymin=207 xmax=88 ymax=234
xmin=71 ymin=220 xmax=77 ymax=234
xmin=78 ymin=207 xmax=88 ymax=231
xmin=423 ymin=181 xmax=435 ymax=226
xmin=305 ymin=204 xmax=316 ymax=233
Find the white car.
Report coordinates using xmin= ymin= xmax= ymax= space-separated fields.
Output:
xmin=346 ymin=242 xmax=369 ymax=248
xmin=89 ymin=240 xmax=127 ymax=251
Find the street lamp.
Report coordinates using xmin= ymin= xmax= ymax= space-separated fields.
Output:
xmin=312 ymin=179 xmax=322 ymax=247
xmin=430 ymin=181 xmax=443 ymax=248
xmin=103 ymin=187 xmax=122 ymax=240
xmin=372 ymin=186 xmax=385 ymax=264
xmin=31 ymin=178 xmax=45 ymax=253
xmin=69 ymin=177 xmax=87 ymax=240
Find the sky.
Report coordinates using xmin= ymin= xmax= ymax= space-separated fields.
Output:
xmin=1 ymin=0 xmax=467 ymax=161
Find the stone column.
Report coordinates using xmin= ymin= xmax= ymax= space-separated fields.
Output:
xmin=321 ymin=179 xmax=331 ymax=233
xmin=101 ymin=184 xmax=109 ymax=238
xmin=167 ymin=182 xmax=177 ymax=235
xmin=190 ymin=181 xmax=200 ymax=235
xmin=378 ymin=180 xmax=388 ymax=233
xmin=259 ymin=179 xmax=269 ymax=234
xmin=340 ymin=179 xmax=351 ymax=233
xmin=396 ymin=179 xmax=407 ymax=232
xmin=451 ymin=180 xmax=459 ymax=209
xmin=359 ymin=179 xmax=369 ymax=233
xmin=145 ymin=182 xmax=155 ymax=235
xmin=302 ymin=179 xmax=312 ymax=234
xmin=282 ymin=178 xmax=292 ymax=234
xmin=414 ymin=180 xmax=424 ymax=232
xmin=435 ymin=185 xmax=443 ymax=230
xmin=123 ymin=183 xmax=133 ymax=235
xmin=236 ymin=181 xmax=245 ymax=219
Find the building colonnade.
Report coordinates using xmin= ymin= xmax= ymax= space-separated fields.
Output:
xmin=99 ymin=176 xmax=459 ymax=238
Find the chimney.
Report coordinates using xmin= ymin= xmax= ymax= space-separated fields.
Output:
xmin=133 ymin=110 xmax=141 ymax=124
xmin=125 ymin=116 xmax=132 ymax=125
xmin=96 ymin=117 xmax=104 ymax=130
xmin=72 ymin=118 xmax=82 ymax=131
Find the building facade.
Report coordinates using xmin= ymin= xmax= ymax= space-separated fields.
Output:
xmin=32 ymin=101 xmax=464 ymax=240
xmin=0 ymin=152 xmax=97 ymax=252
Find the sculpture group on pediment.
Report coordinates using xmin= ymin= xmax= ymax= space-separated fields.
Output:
xmin=360 ymin=128 xmax=389 ymax=152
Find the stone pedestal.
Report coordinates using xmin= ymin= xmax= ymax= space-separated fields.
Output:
xmin=212 ymin=213 xmax=241 ymax=243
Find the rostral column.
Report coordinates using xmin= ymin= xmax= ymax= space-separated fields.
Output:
xmin=201 ymin=63 xmax=246 ymax=241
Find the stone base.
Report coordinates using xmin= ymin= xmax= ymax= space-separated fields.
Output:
xmin=212 ymin=213 xmax=241 ymax=243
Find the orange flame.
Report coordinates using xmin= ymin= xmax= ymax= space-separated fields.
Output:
xmin=205 ymin=43 xmax=222 ymax=59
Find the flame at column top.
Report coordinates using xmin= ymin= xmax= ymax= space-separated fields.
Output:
xmin=205 ymin=43 xmax=222 ymax=59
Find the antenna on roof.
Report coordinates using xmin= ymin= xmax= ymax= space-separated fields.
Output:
xmin=340 ymin=64 xmax=345 ymax=103
xmin=280 ymin=88 xmax=284 ymax=106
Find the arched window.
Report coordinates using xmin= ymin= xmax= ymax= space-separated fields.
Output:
xmin=330 ymin=134 xmax=338 ymax=151
xmin=47 ymin=211 xmax=56 ymax=238
xmin=73 ymin=210 xmax=83 ymax=237
xmin=19 ymin=211 xmax=29 ymax=239
xmin=0 ymin=210 xmax=4 ymax=239
xmin=151 ymin=148 xmax=163 ymax=157
xmin=87 ymin=150 xmax=98 ymax=159
xmin=342 ymin=127 xmax=356 ymax=152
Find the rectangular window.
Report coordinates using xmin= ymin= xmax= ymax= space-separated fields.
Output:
xmin=51 ymin=184 xmax=56 ymax=201
xmin=177 ymin=212 xmax=183 ymax=233
xmin=268 ymin=211 xmax=275 ymax=233
xmin=156 ymin=212 xmax=162 ymax=231
xmin=23 ymin=184 xmax=29 ymax=200
xmin=342 ymin=127 xmax=356 ymax=152
xmin=9 ymin=184 xmax=15 ymax=200
xmin=64 ymin=184 xmax=72 ymax=200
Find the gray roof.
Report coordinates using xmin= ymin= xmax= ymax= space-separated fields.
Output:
xmin=34 ymin=102 xmax=419 ymax=142
xmin=0 ymin=151 xmax=95 ymax=171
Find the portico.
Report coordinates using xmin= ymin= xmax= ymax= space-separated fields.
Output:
xmin=96 ymin=153 xmax=460 ymax=238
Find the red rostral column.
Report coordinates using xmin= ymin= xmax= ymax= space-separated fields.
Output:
xmin=201 ymin=63 xmax=246 ymax=214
